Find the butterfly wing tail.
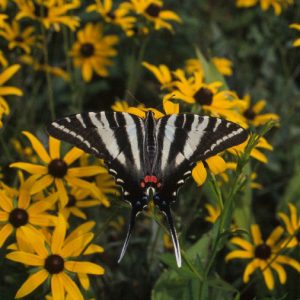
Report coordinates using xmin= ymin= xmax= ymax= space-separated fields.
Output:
xmin=161 ymin=205 xmax=182 ymax=268
xmin=118 ymin=207 xmax=139 ymax=264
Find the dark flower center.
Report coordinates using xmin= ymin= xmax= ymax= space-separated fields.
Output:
xmin=295 ymin=230 xmax=300 ymax=242
xmin=80 ymin=43 xmax=95 ymax=58
xmin=254 ymin=243 xmax=271 ymax=260
xmin=145 ymin=3 xmax=161 ymax=17
xmin=44 ymin=254 xmax=65 ymax=274
xmin=67 ymin=194 xmax=76 ymax=207
xmin=194 ymin=87 xmax=213 ymax=105
xmin=48 ymin=159 xmax=68 ymax=178
xmin=34 ymin=3 xmax=49 ymax=18
xmin=9 ymin=208 xmax=29 ymax=228
xmin=107 ymin=11 xmax=116 ymax=20
xmin=15 ymin=36 xmax=24 ymax=43
xmin=243 ymin=108 xmax=256 ymax=120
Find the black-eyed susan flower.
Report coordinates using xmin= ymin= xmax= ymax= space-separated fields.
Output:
xmin=205 ymin=203 xmax=221 ymax=223
xmin=142 ymin=61 xmax=173 ymax=89
xmin=7 ymin=215 xmax=104 ymax=299
xmin=290 ymin=23 xmax=300 ymax=47
xmin=0 ymin=20 xmax=39 ymax=54
xmin=0 ymin=64 xmax=23 ymax=128
xmin=228 ymin=136 xmax=273 ymax=164
xmin=239 ymin=94 xmax=279 ymax=127
xmin=10 ymin=131 xmax=104 ymax=208
xmin=111 ymin=100 xmax=145 ymax=112
xmin=226 ymin=224 xmax=300 ymax=290
xmin=236 ymin=0 xmax=293 ymax=15
xmin=19 ymin=54 xmax=70 ymax=81
xmin=87 ymin=0 xmax=136 ymax=36
xmin=14 ymin=0 xmax=80 ymax=31
xmin=70 ymin=23 xmax=119 ymax=82
xmin=124 ymin=0 xmax=181 ymax=31
xmin=211 ymin=57 xmax=233 ymax=76
xmin=165 ymin=69 xmax=246 ymax=125
xmin=0 ymin=177 xmax=57 ymax=248
xmin=278 ymin=203 xmax=300 ymax=248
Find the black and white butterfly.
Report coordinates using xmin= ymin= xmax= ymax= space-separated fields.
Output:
xmin=47 ymin=111 xmax=248 ymax=267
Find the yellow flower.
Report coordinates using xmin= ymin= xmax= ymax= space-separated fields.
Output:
xmin=0 ymin=177 xmax=57 ymax=249
xmin=205 ymin=203 xmax=221 ymax=223
xmin=10 ymin=131 xmax=104 ymax=208
xmin=87 ymin=0 xmax=137 ymax=36
xmin=166 ymin=69 xmax=246 ymax=124
xmin=124 ymin=0 xmax=181 ymax=31
xmin=278 ymin=203 xmax=300 ymax=248
xmin=226 ymin=224 xmax=300 ymax=290
xmin=70 ymin=23 xmax=119 ymax=82
xmin=290 ymin=23 xmax=300 ymax=47
xmin=142 ymin=61 xmax=173 ymax=89
xmin=6 ymin=215 xmax=104 ymax=299
xmin=14 ymin=0 xmax=80 ymax=31
xmin=19 ymin=54 xmax=70 ymax=81
xmin=211 ymin=57 xmax=233 ymax=76
xmin=0 ymin=64 xmax=23 ymax=128
xmin=239 ymin=94 xmax=279 ymax=127
xmin=0 ymin=20 xmax=40 ymax=53
xmin=236 ymin=0 xmax=293 ymax=15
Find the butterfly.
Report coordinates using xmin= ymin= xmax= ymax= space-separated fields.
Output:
xmin=47 ymin=110 xmax=248 ymax=267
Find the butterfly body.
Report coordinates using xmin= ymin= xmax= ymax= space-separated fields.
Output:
xmin=48 ymin=110 xmax=248 ymax=267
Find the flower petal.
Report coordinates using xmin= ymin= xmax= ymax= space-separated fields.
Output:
xmin=65 ymin=261 xmax=105 ymax=275
xmin=51 ymin=214 xmax=67 ymax=254
xmin=9 ymin=162 xmax=48 ymax=175
xmin=230 ymin=237 xmax=253 ymax=251
xmin=55 ymin=179 xmax=68 ymax=208
xmin=51 ymin=274 xmax=64 ymax=300
xmin=49 ymin=137 xmax=61 ymax=160
xmin=68 ymin=166 xmax=104 ymax=177
xmin=0 ymin=223 xmax=13 ymax=247
xmin=6 ymin=251 xmax=44 ymax=266
xmin=276 ymin=255 xmax=300 ymax=272
xmin=63 ymin=147 xmax=83 ymax=165
xmin=0 ymin=191 xmax=13 ymax=212
xmin=77 ymin=273 xmax=90 ymax=290
xmin=261 ymin=266 xmax=274 ymax=290
xmin=15 ymin=269 xmax=48 ymax=299
xmin=60 ymin=272 xmax=83 ymax=300
xmin=21 ymin=226 xmax=48 ymax=258
xmin=83 ymin=243 xmax=104 ymax=255
xmin=271 ymin=262 xmax=287 ymax=284
xmin=225 ymin=250 xmax=253 ymax=261
xmin=243 ymin=259 xmax=259 ymax=282
xmin=251 ymin=224 xmax=263 ymax=245
xmin=31 ymin=175 xmax=54 ymax=194
xmin=266 ymin=226 xmax=284 ymax=247
xmin=64 ymin=221 xmax=95 ymax=244
xmin=22 ymin=131 xmax=51 ymax=163
xmin=192 ymin=162 xmax=207 ymax=186
xmin=0 ymin=64 xmax=21 ymax=85
xmin=61 ymin=233 xmax=93 ymax=258
xmin=206 ymin=155 xmax=226 ymax=174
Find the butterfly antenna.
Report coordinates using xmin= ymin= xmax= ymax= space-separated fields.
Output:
xmin=162 ymin=205 xmax=182 ymax=268
xmin=118 ymin=207 xmax=138 ymax=263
